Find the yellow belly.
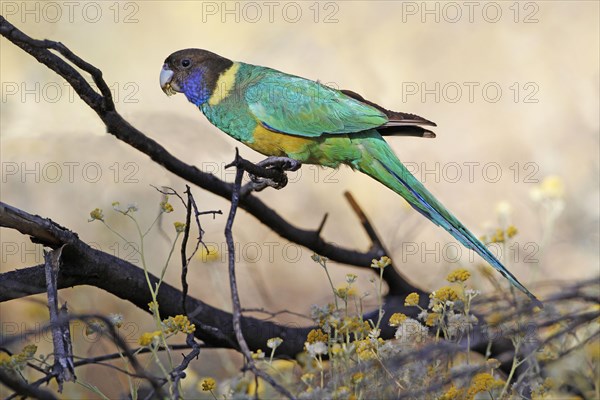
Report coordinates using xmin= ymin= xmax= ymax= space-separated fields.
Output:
xmin=244 ymin=124 xmax=314 ymax=158
xmin=243 ymin=124 xmax=358 ymax=168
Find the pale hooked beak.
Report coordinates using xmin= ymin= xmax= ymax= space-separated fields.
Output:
xmin=160 ymin=64 xmax=179 ymax=96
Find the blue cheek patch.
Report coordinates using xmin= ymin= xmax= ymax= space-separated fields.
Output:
xmin=182 ymin=69 xmax=210 ymax=106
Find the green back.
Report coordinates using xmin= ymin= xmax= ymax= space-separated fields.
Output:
xmin=241 ymin=63 xmax=388 ymax=136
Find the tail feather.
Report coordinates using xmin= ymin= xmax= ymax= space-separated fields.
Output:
xmin=354 ymin=135 xmax=542 ymax=308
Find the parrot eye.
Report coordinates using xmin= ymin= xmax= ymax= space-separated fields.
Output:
xmin=181 ymin=59 xmax=191 ymax=68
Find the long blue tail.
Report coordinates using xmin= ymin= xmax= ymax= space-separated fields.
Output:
xmin=353 ymin=135 xmax=542 ymax=308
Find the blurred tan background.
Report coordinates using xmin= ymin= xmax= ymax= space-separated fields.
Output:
xmin=1 ymin=1 xmax=598 ymax=397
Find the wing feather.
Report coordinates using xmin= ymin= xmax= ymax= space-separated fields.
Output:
xmin=245 ymin=68 xmax=388 ymax=137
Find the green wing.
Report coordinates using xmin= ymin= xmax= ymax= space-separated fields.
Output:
xmin=244 ymin=66 xmax=388 ymax=137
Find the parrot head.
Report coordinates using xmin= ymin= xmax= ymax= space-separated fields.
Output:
xmin=160 ymin=48 xmax=233 ymax=105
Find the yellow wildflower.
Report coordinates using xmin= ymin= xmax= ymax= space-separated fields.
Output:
xmin=89 ymin=208 xmax=104 ymax=221
xmin=359 ymin=320 xmax=372 ymax=336
xmin=532 ymin=377 xmax=556 ymax=399
xmin=336 ymin=284 xmax=358 ymax=299
xmin=251 ymin=349 xmax=265 ymax=359
xmin=404 ymin=292 xmax=420 ymax=306
xmin=357 ymin=348 xmax=375 ymax=361
xmin=446 ymin=268 xmax=471 ymax=283
xmin=506 ymin=225 xmax=518 ymax=238
xmin=163 ymin=315 xmax=195 ymax=334
xmin=3 ymin=345 xmax=37 ymax=369
xmin=351 ymin=372 xmax=364 ymax=385
xmin=491 ymin=228 xmax=505 ymax=243
xmin=200 ymin=377 xmax=216 ymax=391
xmin=539 ymin=175 xmax=565 ymax=199
xmin=160 ymin=200 xmax=174 ymax=213
xmin=440 ymin=384 xmax=464 ymax=400
xmin=301 ymin=372 xmax=315 ymax=385
xmin=426 ymin=313 xmax=440 ymax=327
xmin=174 ymin=221 xmax=186 ymax=233
xmin=267 ymin=337 xmax=283 ymax=349
xmin=20 ymin=344 xmax=37 ymax=359
xmin=371 ymin=256 xmax=392 ymax=269
xmin=148 ymin=301 xmax=158 ymax=313
xmin=199 ymin=243 xmax=220 ymax=262
xmin=388 ymin=313 xmax=408 ymax=327
xmin=138 ymin=330 xmax=161 ymax=346
xmin=306 ymin=328 xmax=328 ymax=344
xmin=542 ymin=377 xmax=556 ymax=389
xmin=467 ymin=373 xmax=504 ymax=398
xmin=331 ymin=343 xmax=343 ymax=356
xmin=355 ymin=338 xmax=383 ymax=361
xmin=431 ymin=286 xmax=459 ymax=302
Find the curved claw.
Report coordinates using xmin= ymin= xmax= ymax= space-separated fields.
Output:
xmin=256 ymin=157 xmax=302 ymax=172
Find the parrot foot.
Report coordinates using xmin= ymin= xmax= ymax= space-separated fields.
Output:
xmin=226 ymin=151 xmax=302 ymax=195
xmin=246 ymin=157 xmax=302 ymax=193
xmin=255 ymin=157 xmax=302 ymax=172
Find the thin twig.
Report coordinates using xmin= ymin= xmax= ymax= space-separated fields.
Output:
xmin=180 ymin=187 xmax=194 ymax=315
xmin=170 ymin=334 xmax=202 ymax=399
xmin=225 ymin=149 xmax=295 ymax=399
xmin=242 ymin=307 xmax=314 ymax=321
xmin=43 ymin=245 xmax=75 ymax=391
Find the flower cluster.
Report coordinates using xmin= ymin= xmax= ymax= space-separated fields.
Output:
xmin=138 ymin=330 xmax=161 ymax=346
xmin=160 ymin=200 xmax=174 ymax=213
xmin=163 ymin=314 xmax=196 ymax=334
xmin=174 ymin=221 xmax=186 ymax=232
xmin=267 ymin=337 xmax=283 ymax=349
xmin=200 ymin=377 xmax=216 ymax=391
xmin=404 ymin=292 xmax=420 ymax=306
xmin=446 ymin=268 xmax=471 ymax=283
xmin=306 ymin=328 xmax=328 ymax=344
xmin=0 ymin=344 xmax=37 ymax=371
xmin=370 ymin=255 xmax=392 ymax=269
xmin=89 ymin=208 xmax=104 ymax=221
xmin=431 ymin=286 xmax=459 ymax=303
xmin=388 ymin=312 xmax=408 ymax=327
xmin=467 ymin=373 xmax=505 ymax=398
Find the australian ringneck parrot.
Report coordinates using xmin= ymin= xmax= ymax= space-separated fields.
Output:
xmin=160 ymin=48 xmax=541 ymax=306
